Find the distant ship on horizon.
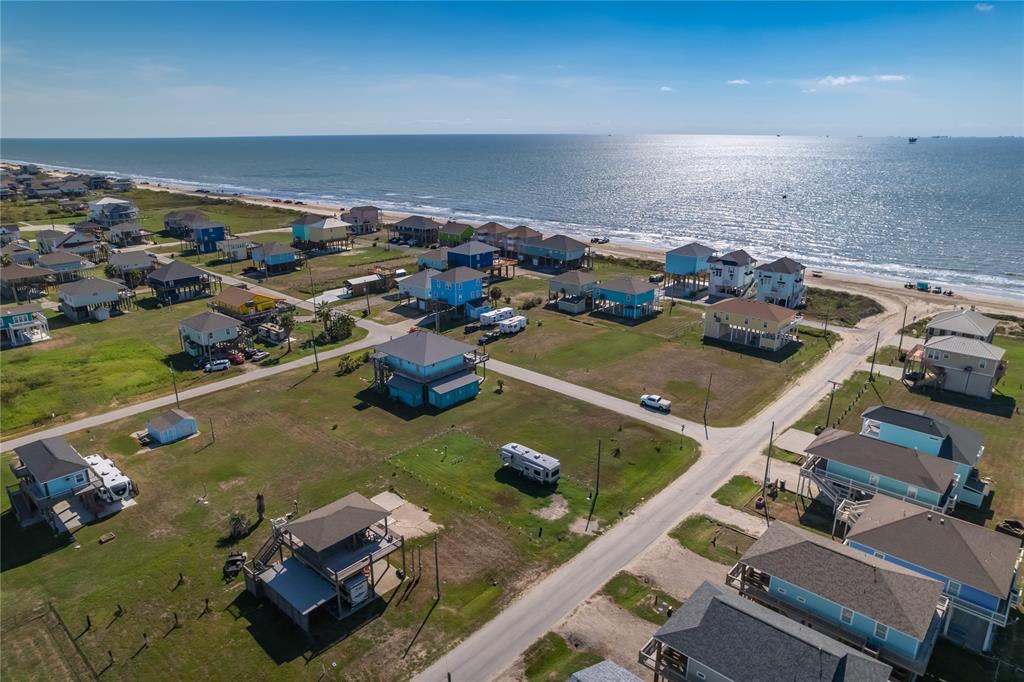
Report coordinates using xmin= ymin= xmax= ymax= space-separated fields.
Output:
xmin=908 ymin=137 xmax=919 ymax=144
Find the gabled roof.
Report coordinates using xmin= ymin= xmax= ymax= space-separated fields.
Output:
xmin=708 ymin=248 xmax=754 ymax=266
xmin=375 ymin=330 xmax=475 ymax=366
xmin=924 ymin=335 xmax=1005 ymax=361
xmin=439 ymin=221 xmax=475 ymax=236
xmin=432 ymin=266 xmax=485 ymax=284
xmin=285 ymin=492 xmax=389 ymax=553
xmin=179 ymin=310 xmax=239 ymax=334
xmin=39 ymin=251 xmax=92 ymax=267
xmin=666 ymin=242 xmax=715 ymax=258
xmin=108 ymin=222 xmax=144 ymax=234
xmin=57 ymin=232 xmax=97 ymax=247
xmin=707 ymin=297 xmax=797 ymax=324
xmin=253 ymin=242 xmax=299 ymax=257
xmin=214 ymin=286 xmax=280 ymax=307
xmin=475 ymin=221 xmax=509 ymax=236
xmin=309 ymin=217 xmax=350 ymax=230
xmin=596 ymin=275 xmax=656 ymax=296
xmin=549 ymin=270 xmax=599 ymax=288
xmin=34 ymin=229 xmax=66 ymax=242
xmin=392 ymin=215 xmax=442 ymax=230
xmin=190 ymin=219 xmax=226 ymax=230
xmin=147 ymin=408 xmax=195 ymax=433
xmin=741 ymin=522 xmax=944 ymax=640
xmin=654 ymin=581 xmax=892 ymax=682
xmin=292 ymin=213 xmax=323 ymax=226
xmin=148 ymin=260 xmax=207 ymax=283
xmin=505 ymin=224 xmax=541 ymax=240
xmin=756 ymin=256 xmax=804 ymax=274
xmin=14 ymin=437 xmax=89 ymax=482
xmin=927 ymin=309 xmax=998 ymax=339
xmin=861 ymin=405 xmax=983 ymax=466
xmin=847 ymin=496 xmax=1022 ymax=597
xmin=448 ymin=240 xmax=496 ymax=256
xmin=59 ymin=277 xmax=126 ymax=297
xmin=0 ymin=242 xmax=35 ymax=255
xmin=569 ymin=661 xmax=642 ymax=682
xmin=806 ymin=428 xmax=959 ymax=493
xmin=400 ymin=268 xmax=439 ymax=289
xmin=92 ymin=196 xmax=131 ymax=206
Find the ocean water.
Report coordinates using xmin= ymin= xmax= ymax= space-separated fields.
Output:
xmin=3 ymin=134 xmax=1023 ymax=297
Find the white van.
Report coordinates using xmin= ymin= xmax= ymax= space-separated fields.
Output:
xmin=499 ymin=315 xmax=527 ymax=334
xmin=479 ymin=307 xmax=514 ymax=327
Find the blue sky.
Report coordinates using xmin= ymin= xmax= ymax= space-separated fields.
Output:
xmin=2 ymin=2 xmax=1021 ymax=138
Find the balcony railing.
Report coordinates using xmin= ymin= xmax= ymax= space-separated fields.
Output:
xmin=637 ymin=638 xmax=688 ymax=682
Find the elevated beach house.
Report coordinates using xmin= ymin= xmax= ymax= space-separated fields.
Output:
xmin=34 ymin=229 xmax=66 ymax=254
xmin=88 ymin=196 xmax=139 ymax=227
xmin=107 ymin=251 xmax=158 ymax=281
xmin=707 ymin=249 xmax=756 ymax=297
xmin=399 ymin=268 xmax=439 ymax=310
xmin=252 ymin=242 xmax=304 ymax=274
xmin=639 ymin=580 xmax=893 ymax=682
xmin=903 ymin=335 xmax=1007 ymax=400
xmin=0 ymin=224 xmax=22 ymax=245
xmin=500 ymin=224 xmax=542 ymax=259
xmin=1 ymin=241 xmax=39 ymax=265
xmin=54 ymin=231 xmax=102 ymax=260
xmin=429 ymin=266 xmax=486 ymax=312
xmin=926 ymin=309 xmax=997 ymax=343
xmin=163 ymin=209 xmax=210 ymax=237
xmin=665 ymin=242 xmax=715 ymax=296
xmin=473 ymin=221 xmax=510 ymax=249
xmin=417 ymin=247 xmax=450 ymax=272
xmin=727 ymin=521 xmax=948 ymax=680
xmin=107 ymin=222 xmax=150 ymax=247
xmin=58 ymin=278 xmax=135 ymax=322
xmin=243 ymin=493 xmax=404 ymax=632
xmin=179 ymin=311 xmax=242 ymax=359
xmin=519 ymin=234 xmax=590 ymax=271
xmin=845 ymin=496 xmax=1022 ymax=654
xmin=0 ymin=263 xmax=56 ymax=302
xmin=146 ymin=409 xmax=199 ymax=445
xmin=593 ymin=276 xmax=659 ymax=320
xmin=188 ymin=219 xmax=228 ymax=254
xmin=860 ymin=405 xmax=989 ymax=508
xmin=0 ymin=303 xmax=50 ymax=348
xmin=548 ymin=270 xmax=599 ymax=314
xmin=38 ymin=251 xmax=95 ymax=283
xmin=703 ymin=298 xmax=800 ymax=352
xmin=390 ymin=215 xmax=442 ymax=245
xmin=438 ymin=220 xmax=476 ymax=246
xmin=147 ymin=260 xmax=222 ymax=304
xmin=372 ymin=331 xmax=486 ymax=409
xmin=447 ymin=240 xmax=497 ymax=270
xmin=798 ymin=427 xmax=961 ymax=513
xmin=210 ymin=286 xmax=284 ymax=324
xmin=217 ymin=236 xmax=257 ymax=262
xmin=755 ymin=256 xmax=806 ymax=309
xmin=340 ymin=205 xmax=382 ymax=233
xmin=291 ymin=215 xmax=352 ymax=250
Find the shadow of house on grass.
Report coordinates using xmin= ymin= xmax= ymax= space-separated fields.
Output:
xmin=353 ymin=387 xmax=449 ymax=423
xmin=701 ymin=335 xmax=804 ymax=364
xmin=907 ymin=385 xmax=1017 ymax=419
xmin=493 ymin=466 xmax=558 ymax=500
xmin=227 ymin=582 xmax=390 ymax=665
xmin=0 ymin=511 xmax=72 ymax=572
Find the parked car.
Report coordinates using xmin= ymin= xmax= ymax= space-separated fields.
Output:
xmin=251 ymin=350 xmax=270 ymax=361
xmin=640 ymin=394 xmax=672 ymax=412
xmin=464 ymin=323 xmax=481 ymax=334
xmin=648 ymin=273 xmax=665 ymax=283
xmin=478 ymin=330 xmax=501 ymax=345
xmin=811 ymin=270 xmax=823 ymax=278
xmin=227 ymin=351 xmax=245 ymax=365
xmin=242 ymin=348 xmax=257 ymax=359
xmin=204 ymin=359 xmax=231 ymax=372
xmin=995 ymin=518 xmax=1024 ymax=540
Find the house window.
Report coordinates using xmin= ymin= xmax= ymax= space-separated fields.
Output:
xmin=75 ymin=472 xmax=85 ymax=483
xmin=873 ymin=551 xmax=885 ymax=559
xmin=907 ymin=486 xmax=918 ymax=500
xmin=841 ymin=608 xmax=854 ymax=624
xmin=943 ymin=353 xmax=949 ymax=359
xmin=948 ymin=580 xmax=961 ymax=597
xmin=796 ymin=596 xmax=806 ymax=604
xmin=979 ymin=360 xmax=986 ymax=369
xmin=874 ymin=623 xmax=888 ymax=641
xmin=776 ymin=586 xmax=787 ymax=595
xmin=868 ymin=473 xmax=880 ymax=486
xmin=696 ymin=673 xmax=706 ymax=680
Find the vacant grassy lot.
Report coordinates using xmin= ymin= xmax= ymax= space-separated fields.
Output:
xmin=802 ymin=287 xmax=884 ymax=327
xmin=669 ymin=515 xmax=756 ymax=565
xmin=3 ymin=199 xmax=88 ymax=225
xmin=458 ymin=301 xmax=834 ymax=426
xmin=522 ymin=632 xmax=603 ymax=682
xmin=124 ymin=189 xmax=303 ymax=239
xmin=795 ymin=336 xmax=1024 ymax=524
xmin=600 ymin=571 xmax=680 ymax=625
xmin=1 ymin=361 xmax=697 ymax=681
xmin=711 ymin=475 xmax=762 ymax=509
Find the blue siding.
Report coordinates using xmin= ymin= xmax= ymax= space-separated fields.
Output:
xmin=594 ymin=287 xmax=655 ymax=307
xmin=847 ymin=540 xmax=1003 ymax=612
xmin=871 ymin=422 xmax=945 ymax=456
xmin=665 ymin=252 xmax=709 ymax=276
xmin=192 ymin=224 xmax=226 ymax=253
xmin=417 ymin=255 xmax=448 ymax=271
xmin=38 ymin=469 xmax=90 ymax=498
xmin=148 ymin=418 xmax=198 ymax=445
xmin=385 ymin=354 xmax=464 ymax=381
xmin=388 ymin=384 xmax=424 ymax=407
xmin=430 ymin=278 xmax=484 ymax=306
xmin=428 ymin=380 xmax=480 ymax=408
xmin=448 ymin=251 xmax=494 ymax=270
xmin=824 ymin=459 xmax=945 ymax=507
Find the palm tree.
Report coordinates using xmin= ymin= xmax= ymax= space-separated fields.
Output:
xmin=279 ymin=312 xmax=295 ymax=352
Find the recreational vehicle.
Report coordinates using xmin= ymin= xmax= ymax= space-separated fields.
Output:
xmin=84 ymin=454 xmax=133 ymax=503
xmin=499 ymin=315 xmax=528 ymax=334
xmin=479 ymin=307 xmax=514 ymax=327
xmin=499 ymin=442 xmax=560 ymax=485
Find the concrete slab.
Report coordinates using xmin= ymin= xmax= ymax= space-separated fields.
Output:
xmin=775 ymin=428 xmax=818 ymax=456
xmin=388 ymin=502 xmax=442 ymax=539
xmin=370 ymin=491 xmax=407 ymax=512
xmin=692 ymin=499 xmax=768 ymax=538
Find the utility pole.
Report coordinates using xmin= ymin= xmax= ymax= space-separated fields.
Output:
xmin=824 ymin=380 xmax=841 ymax=428
xmin=433 ymin=534 xmax=441 ymax=602
xmin=365 ymin=288 xmax=371 ymax=317
xmin=896 ymin=305 xmax=908 ymax=358
xmin=763 ymin=421 xmax=774 ymax=527
xmin=209 ymin=418 xmax=216 ymax=443
xmin=869 ymin=330 xmax=881 ymax=381
xmin=702 ymin=372 xmax=713 ymax=440
xmin=310 ymin=330 xmax=319 ymax=371
xmin=595 ymin=439 xmax=602 ymax=499
xmin=170 ymin=368 xmax=181 ymax=408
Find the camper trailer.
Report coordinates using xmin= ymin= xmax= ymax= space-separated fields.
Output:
xmin=499 ymin=442 xmax=560 ymax=485
xmin=340 ymin=572 xmax=370 ymax=607
xmin=499 ymin=315 xmax=528 ymax=334
xmin=84 ymin=454 xmax=134 ymax=503
xmin=479 ymin=307 xmax=514 ymax=327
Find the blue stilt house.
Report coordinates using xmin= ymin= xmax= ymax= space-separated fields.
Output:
xmin=429 ymin=267 xmax=485 ymax=310
xmin=371 ymin=331 xmax=485 ymax=409
xmin=593 ymin=276 xmax=659 ymax=319
xmin=447 ymin=241 xmax=497 ymax=270
xmin=189 ymin=220 xmax=228 ymax=254
xmin=665 ymin=242 xmax=715 ymax=295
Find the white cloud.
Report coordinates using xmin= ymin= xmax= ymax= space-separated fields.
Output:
xmin=659 ymin=85 xmax=673 ymax=92
xmin=726 ymin=79 xmax=750 ymax=86
xmin=818 ymin=74 xmax=868 ymax=87
xmin=875 ymin=74 xmax=907 ymax=82
xmin=975 ymin=3 xmax=994 ymax=11
xmin=802 ymin=88 xmax=817 ymax=94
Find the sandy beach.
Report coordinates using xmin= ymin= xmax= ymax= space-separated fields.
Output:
xmin=22 ymin=165 xmax=1024 ymax=316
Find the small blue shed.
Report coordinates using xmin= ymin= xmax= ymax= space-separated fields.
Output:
xmin=147 ymin=408 xmax=198 ymax=445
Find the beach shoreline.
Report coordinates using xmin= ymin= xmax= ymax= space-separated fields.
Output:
xmin=16 ymin=162 xmax=1024 ymax=314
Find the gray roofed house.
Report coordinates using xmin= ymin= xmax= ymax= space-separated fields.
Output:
xmin=58 ymin=277 xmax=133 ymax=321
xmin=570 ymin=660 xmax=642 ymax=682
xmin=708 ymin=248 xmax=755 ymax=266
xmin=109 ymin=250 xmax=157 ymax=272
xmin=147 ymin=259 xmax=222 ymax=304
xmin=59 ymin=277 xmax=127 ymax=298
xmin=550 ymin=270 xmax=599 ymax=289
xmin=756 ymin=256 xmax=804 ymax=274
xmin=285 ymin=492 xmax=389 ymax=553
xmin=666 ymin=242 xmax=715 ymax=258
xmin=926 ymin=309 xmax=998 ymax=343
xmin=596 ymin=275 xmax=657 ymax=296
xmin=735 ymin=522 xmax=945 ymax=641
xmin=447 ymin=240 xmax=497 ymax=256
xmin=38 ymin=250 xmax=93 ymax=268
xmin=148 ymin=259 xmax=208 ymax=283
xmin=147 ymin=408 xmax=195 ymax=435
xmin=861 ymin=405 xmax=984 ymax=467
xmin=179 ymin=310 xmax=240 ymax=334
xmin=431 ymin=266 xmax=485 ymax=284
xmin=642 ymin=581 xmax=892 ymax=682
xmin=374 ymin=330 xmax=475 ymax=367
xmin=13 ymin=437 xmax=89 ymax=484
xmin=924 ymin=334 xmax=1005 ymax=361
xmin=392 ymin=214 xmax=444 ymax=230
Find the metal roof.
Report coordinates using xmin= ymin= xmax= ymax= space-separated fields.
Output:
xmin=924 ymin=335 xmax=1006 ymax=361
xmin=375 ymin=330 xmax=475 ymax=366
xmin=14 ymin=437 xmax=89 ymax=482
xmin=847 ymin=496 xmax=1022 ymax=597
xmin=654 ymin=581 xmax=892 ymax=682
xmin=285 ymin=492 xmax=389 ymax=553
xmin=707 ymin=297 xmax=797 ymax=324
xmin=926 ymin=309 xmax=998 ymax=339
xmin=741 ymin=522 xmax=945 ymax=640
xmin=428 ymin=369 xmax=480 ymax=394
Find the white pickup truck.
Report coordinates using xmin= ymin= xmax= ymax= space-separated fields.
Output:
xmin=640 ymin=394 xmax=672 ymax=413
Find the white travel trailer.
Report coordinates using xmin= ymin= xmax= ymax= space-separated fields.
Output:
xmin=479 ymin=307 xmax=515 ymax=327
xmin=499 ymin=442 xmax=560 ymax=485
xmin=84 ymin=454 xmax=134 ymax=503
xmin=499 ymin=315 xmax=528 ymax=334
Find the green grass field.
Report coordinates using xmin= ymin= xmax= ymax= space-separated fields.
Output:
xmin=600 ymin=571 xmax=681 ymax=624
xmin=669 ymin=515 xmax=756 ymax=565
xmin=802 ymin=287 xmax=884 ymax=327
xmin=461 ymin=301 xmax=835 ymax=426
xmin=522 ymin=633 xmax=603 ymax=682
xmin=1 ymin=361 xmax=699 ymax=681
xmin=123 ymin=189 xmax=304 ymax=239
